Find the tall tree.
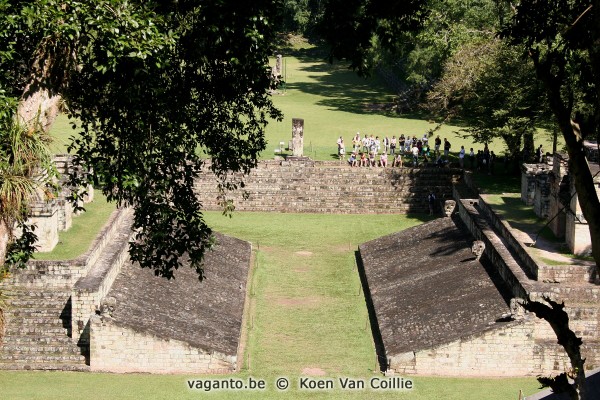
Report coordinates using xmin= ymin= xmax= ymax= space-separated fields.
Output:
xmin=427 ymin=40 xmax=549 ymax=162
xmin=502 ymin=0 xmax=600 ymax=275
xmin=0 ymin=0 xmax=283 ymax=279
xmin=319 ymin=0 xmax=427 ymax=75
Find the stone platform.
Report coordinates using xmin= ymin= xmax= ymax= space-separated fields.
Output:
xmin=360 ymin=216 xmax=512 ymax=357
xmin=89 ymin=232 xmax=251 ymax=373
xmin=359 ymin=215 xmax=524 ymax=376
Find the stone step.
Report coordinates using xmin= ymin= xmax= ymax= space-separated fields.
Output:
xmin=3 ymin=326 xmax=69 ymax=336
xmin=4 ymin=297 xmax=70 ymax=308
xmin=0 ymin=288 xmax=71 ymax=299
xmin=1 ymin=333 xmax=74 ymax=343
xmin=0 ymin=361 xmax=90 ymax=371
xmin=0 ymin=351 xmax=86 ymax=360
xmin=5 ymin=316 xmax=67 ymax=326
xmin=0 ymin=343 xmax=84 ymax=354
xmin=7 ymin=307 xmax=69 ymax=317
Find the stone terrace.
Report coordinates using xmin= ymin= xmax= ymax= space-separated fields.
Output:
xmin=195 ymin=160 xmax=462 ymax=214
xmin=89 ymin=233 xmax=251 ymax=373
xmin=359 ymin=216 xmax=512 ymax=357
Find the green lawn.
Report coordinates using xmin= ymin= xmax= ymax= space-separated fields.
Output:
xmin=23 ymin=39 xmax=552 ymax=400
xmin=1 ymin=212 xmax=541 ymax=400
xmin=49 ymin=40 xmax=563 ymax=162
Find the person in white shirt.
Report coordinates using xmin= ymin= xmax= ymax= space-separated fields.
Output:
xmin=459 ymin=145 xmax=465 ymax=168
xmin=411 ymin=144 xmax=419 ymax=167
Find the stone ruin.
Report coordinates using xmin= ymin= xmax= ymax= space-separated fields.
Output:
xmin=21 ymin=155 xmax=93 ymax=252
xmin=290 ymin=117 xmax=304 ymax=157
xmin=360 ymin=194 xmax=600 ymax=377
xmin=521 ymin=148 xmax=600 ymax=256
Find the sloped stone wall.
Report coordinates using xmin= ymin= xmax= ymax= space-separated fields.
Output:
xmin=390 ymin=318 xmax=570 ymax=377
xmin=89 ymin=316 xmax=235 ymax=374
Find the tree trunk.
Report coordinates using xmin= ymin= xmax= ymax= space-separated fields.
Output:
xmin=0 ymin=220 xmax=8 ymax=267
xmin=542 ymin=67 xmax=600 ymax=279
xmin=523 ymin=297 xmax=586 ymax=400
xmin=17 ymin=86 xmax=61 ymax=134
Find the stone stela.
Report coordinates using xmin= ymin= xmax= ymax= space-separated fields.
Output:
xmin=291 ymin=118 xmax=304 ymax=157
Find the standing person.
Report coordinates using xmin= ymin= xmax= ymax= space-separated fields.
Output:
xmin=443 ymin=138 xmax=451 ymax=158
xmin=362 ymin=135 xmax=370 ymax=153
xmin=411 ymin=142 xmax=419 ymax=167
xmin=383 ymin=136 xmax=390 ymax=155
xmin=338 ymin=138 xmax=345 ymax=161
xmin=434 ymin=136 xmax=442 ymax=157
xmin=405 ymin=135 xmax=412 ymax=153
xmin=399 ymin=134 xmax=405 ymax=152
xmin=374 ymin=136 xmax=381 ymax=154
xmin=458 ymin=145 xmax=465 ymax=168
xmin=428 ymin=191 xmax=436 ymax=215
xmin=353 ymin=133 xmax=361 ymax=152
xmin=469 ymin=148 xmax=475 ymax=169
xmin=390 ymin=135 xmax=397 ymax=155
xmin=477 ymin=150 xmax=484 ymax=171
xmin=536 ymin=144 xmax=544 ymax=163
xmin=489 ymin=151 xmax=496 ymax=175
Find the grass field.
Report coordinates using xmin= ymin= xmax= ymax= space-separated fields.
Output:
xmin=16 ymin=39 xmax=553 ymax=399
xmin=1 ymin=212 xmax=541 ymax=400
xmin=49 ymin=40 xmax=563 ymax=161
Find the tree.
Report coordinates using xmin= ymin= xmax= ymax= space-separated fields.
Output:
xmin=427 ymin=39 xmax=549 ymax=164
xmin=321 ymin=1 xmax=598 ymax=398
xmin=502 ymin=0 xmax=600 ymax=275
xmin=0 ymin=0 xmax=283 ymax=279
xmin=0 ymin=97 xmax=54 ymax=272
xmin=319 ymin=0 xmax=427 ymax=75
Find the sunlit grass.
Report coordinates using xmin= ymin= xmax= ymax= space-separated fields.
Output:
xmin=1 ymin=213 xmax=540 ymax=400
xmin=34 ymin=192 xmax=116 ymax=260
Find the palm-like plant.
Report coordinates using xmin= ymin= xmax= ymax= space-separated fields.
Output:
xmin=0 ymin=104 xmax=55 ymax=271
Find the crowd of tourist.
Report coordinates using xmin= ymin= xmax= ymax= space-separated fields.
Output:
xmin=336 ymin=132 xmax=499 ymax=174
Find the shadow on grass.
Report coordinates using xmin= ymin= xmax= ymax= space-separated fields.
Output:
xmin=355 ymin=249 xmax=387 ymax=373
xmin=488 ymin=195 xmax=565 ymax=247
xmin=473 ymin=170 xmax=521 ymax=195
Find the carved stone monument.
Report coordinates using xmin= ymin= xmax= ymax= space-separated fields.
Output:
xmin=471 ymin=240 xmax=485 ymax=261
xmin=291 ymin=118 xmax=304 ymax=157
xmin=275 ymin=54 xmax=282 ymax=78
xmin=443 ymin=200 xmax=456 ymax=217
xmin=99 ymin=296 xmax=117 ymax=321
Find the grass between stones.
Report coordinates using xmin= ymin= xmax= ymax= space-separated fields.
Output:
xmin=34 ymin=192 xmax=116 ymax=260
xmin=0 ymin=212 xmax=541 ymax=399
xmin=19 ymin=39 xmax=550 ymax=399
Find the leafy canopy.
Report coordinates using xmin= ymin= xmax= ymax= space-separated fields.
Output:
xmin=0 ymin=0 xmax=283 ymax=279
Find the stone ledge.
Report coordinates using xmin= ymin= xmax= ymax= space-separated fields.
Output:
xmin=103 ymin=232 xmax=251 ymax=357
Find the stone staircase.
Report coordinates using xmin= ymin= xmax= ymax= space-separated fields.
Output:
xmin=455 ymin=186 xmax=600 ymax=370
xmin=195 ymin=160 xmax=462 ymax=214
xmin=0 ymin=207 xmax=132 ymax=371
xmin=0 ymin=288 xmax=88 ymax=371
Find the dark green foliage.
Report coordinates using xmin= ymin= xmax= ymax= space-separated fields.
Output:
xmin=1 ymin=1 xmax=283 ymax=279
xmin=3 ymin=221 xmax=37 ymax=270
xmin=319 ymin=0 xmax=427 ymax=75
